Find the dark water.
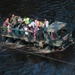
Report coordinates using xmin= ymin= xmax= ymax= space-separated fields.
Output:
xmin=0 ymin=46 xmax=75 ymax=75
xmin=1 ymin=0 xmax=75 ymax=75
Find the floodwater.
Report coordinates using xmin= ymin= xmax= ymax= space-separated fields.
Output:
xmin=1 ymin=0 xmax=75 ymax=75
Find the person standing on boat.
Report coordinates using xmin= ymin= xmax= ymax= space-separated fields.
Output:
xmin=28 ymin=18 xmax=35 ymax=28
xmin=23 ymin=24 xmax=29 ymax=35
xmin=28 ymin=18 xmax=35 ymax=33
xmin=23 ymin=17 xmax=30 ymax=25
xmin=43 ymin=19 xmax=49 ymax=28
xmin=35 ymin=18 xmax=40 ymax=27
xmin=10 ymin=14 xmax=17 ymax=27
xmin=7 ymin=23 xmax=12 ymax=34
xmin=3 ymin=18 xmax=10 ymax=27
xmin=18 ymin=16 xmax=22 ymax=24
xmin=34 ymin=18 xmax=40 ymax=41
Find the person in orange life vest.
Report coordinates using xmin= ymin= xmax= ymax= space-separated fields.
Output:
xmin=3 ymin=18 xmax=10 ymax=27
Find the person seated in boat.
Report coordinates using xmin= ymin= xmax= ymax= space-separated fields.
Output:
xmin=3 ymin=18 xmax=10 ymax=27
xmin=36 ymin=25 xmax=44 ymax=41
xmin=14 ymin=26 xmax=19 ymax=35
xmin=17 ymin=16 xmax=23 ymax=24
xmin=43 ymin=19 xmax=49 ymax=27
xmin=19 ymin=24 xmax=24 ymax=35
xmin=29 ymin=18 xmax=34 ymax=23
xmin=28 ymin=18 xmax=35 ymax=33
xmin=34 ymin=19 xmax=44 ymax=41
xmin=28 ymin=23 xmax=34 ymax=32
xmin=23 ymin=24 xmax=29 ymax=36
xmin=10 ymin=14 xmax=18 ymax=28
xmin=23 ymin=17 xmax=30 ymax=25
xmin=28 ymin=18 xmax=35 ymax=31
xmin=33 ymin=18 xmax=40 ymax=41
xmin=14 ymin=22 xmax=24 ymax=35
xmin=14 ymin=22 xmax=23 ymax=35
xmin=42 ymin=18 xmax=49 ymax=32
xmin=7 ymin=24 xmax=12 ymax=34
xmin=50 ymin=32 xmax=57 ymax=40
xmin=40 ymin=21 xmax=43 ymax=27
xmin=35 ymin=18 xmax=40 ymax=27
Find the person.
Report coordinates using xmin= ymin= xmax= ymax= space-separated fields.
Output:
xmin=29 ymin=18 xmax=34 ymax=23
xmin=3 ymin=18 xmax=10 ymax=27
xmin=19 ymin=25 xmax=24 ymax=35
xmin=42 ymin=19 xmax=49 ymax=32
xmin=33 ymin=19 xmax=40 ymax=41
xmin=7 ymin=24 xmax=12 ymax=33
xmin=40 ymin=21 xmax=43 ymax=26
xmin=51 ymin=32 xmax=57 ymax=40
xmin=36 ymin=26 xmax=44 ymax=41
xmin=23 ymin=25 xmax=29 ymax=35
xmin=28 ymin=18 xmax=35 ymax=28
xmin=23 ymin=17 xmax=30 ymax=25
xmin=42 ymin=18 xmax=49 ymax=28
xmin=34 ymin=26 xmax=37 ymax=41
xmin=10 ymin=14 xmax=17 ymax=27
xmin=17 ymin=16 xmax=22 ymax=24
xmin=34 ymin=18 xmax=40 ymax=28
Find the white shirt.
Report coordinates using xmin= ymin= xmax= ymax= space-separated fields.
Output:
xmin=7 ymin=25 xmax=11 ymax=32
xmin=28 ymin=21 xmax=35 ymax=28
xmin=42 ymin=21 xmax=49 ymax=28
xmin=23 ymin=26 xmax=28 ymax=35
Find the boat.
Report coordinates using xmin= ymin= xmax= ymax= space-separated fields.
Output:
xmin=0 ymin=21 xmax=74 ymax=54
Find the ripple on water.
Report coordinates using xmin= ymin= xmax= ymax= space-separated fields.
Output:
xmin=0 ymin=47 xmax=75 ymax=75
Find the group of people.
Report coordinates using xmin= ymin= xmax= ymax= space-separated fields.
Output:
xmin=3 ymin=14 xmax=49 ymax=41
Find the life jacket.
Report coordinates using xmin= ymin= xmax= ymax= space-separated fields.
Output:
xmin=23 ymin=18 xmax=30 ymax=25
